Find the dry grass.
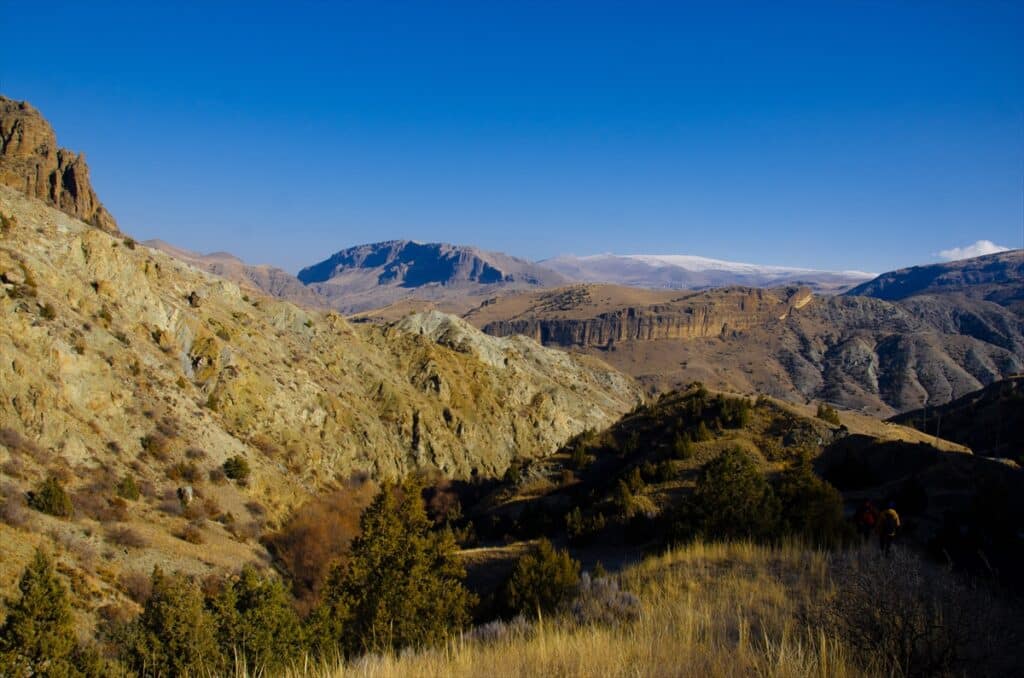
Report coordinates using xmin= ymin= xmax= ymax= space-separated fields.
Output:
xmin=272 ymin=541 xmax=865 ymax=678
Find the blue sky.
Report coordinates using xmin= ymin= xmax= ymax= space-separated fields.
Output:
xmin=2 ymin=1 xmax=1021 ymax=273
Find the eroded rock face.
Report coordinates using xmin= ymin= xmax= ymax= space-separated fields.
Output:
xmin=0 ymin=96 xmax=118 ymax=233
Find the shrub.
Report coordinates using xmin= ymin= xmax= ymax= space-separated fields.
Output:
xmin=115 ymin=475 xmax=140 ymax=501
xmin=222 ymin=455 xmax=251 ymax=482
xmin=114 ymin=567 xmax=224 ymax=675
xmin=27 ymin=477 xmax=73 ymax=518
xmin=179 ymin=520 xmax=205 ymax=544
xmin=624 ymin=466 xmax=645 ymax=493
xmin=39 ymin=302 xmax=56 ymax=320
xmin=565 ymin=507 xmax=606 ymax=545
xmin=208 ymin=467 xmax=227 ymax=485
xmin=311 ymin=478 xmax=475 ymax=656
xmin=569 ymin=572 xmax=641 ymax=626
xmin=0 ymin=550 xmax=82 ymax=675
xmin=678 ymin=448 xmax=779 ymax=542
xmin=0 ymin=212 xmax=13 ymax=232
xmin=774 ymin=458 xmax=851 ymax=547
xmin=503 ymin=538 xmax=580 ymax=616
xmin=822 ymin=548 xmax=1017 ymax=677
xmin=265 ymin=479 xmax=376 ymax=612
xmin=118 ymin=571 xmax=153 ymax=604
xmin=816 ymin=403 xmax=841 ymax=426
xmin=0 ymin=486 xmax=31 ymax=529
xmin=122 ymin=237 xmax=136 ymax=250
xmin=140 ymin=432 xmax=171 ymax=461
xmin=210 ymin=565 xmax=304 ymax=674
xmin=106 ymin=526 xmax=148 ymax=549
xmin=166 ymin=461 xmax=201 ymax=483
xmin=672 ymin=433 xmax=694 ymax=459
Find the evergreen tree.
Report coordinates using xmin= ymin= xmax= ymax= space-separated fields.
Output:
xmin=0 ymin=549 xmax=79 ymax=676
xmin=211 ymin=565 xmax=304 ymax=674
xmin=117 ymin=567 xmax=223 ymax=676
xmin=774 ymin=458 xmax=851 ymax=547
xmin=687 ymin=448 xmax=779 ymax=540
xmin=503 ymin=538 xmax=580 ymax=616
xmin=314 ymin=478 xmax=474 ymax=656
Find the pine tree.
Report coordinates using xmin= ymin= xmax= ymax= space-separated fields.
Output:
xmin=0 ymin=549 xmax=79 ymax=676
xmin=211 ymin=565 xmax=303 ymax=674
xmin=688 ymin=448 xmax=779 ymax=540
xmin=503 ymin=538 xmax=580 ymax=616
xmin=313 ymin=478 xmax=474 ymax=656
xmin=117 ymin=567 xmax=223 ymax=676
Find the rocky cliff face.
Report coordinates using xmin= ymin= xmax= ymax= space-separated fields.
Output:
xmin=0 ymin=96 xmax=118 ymax=233
xmin=477 ymin=286 xmax=812 ymax=348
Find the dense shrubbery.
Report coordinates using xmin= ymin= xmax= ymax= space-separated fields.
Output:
xmin=310 ymin=478 xmax=475 ymax=656
xmin=222 ymin=455 xmax=251 ymax=482
xmin=503 ymin=539 xmax=580 ymax=616
xmin=816 ymin=403 xmax=841 ymax=425
xmin=27 ymin=476 xmax=74 ymax=518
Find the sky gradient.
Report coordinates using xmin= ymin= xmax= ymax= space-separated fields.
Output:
xmin=2 ymin=1 xmax=1022 ymax=273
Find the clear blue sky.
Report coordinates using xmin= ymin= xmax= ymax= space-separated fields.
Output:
xmin=2 ymin=1 xmax=1021 ymax=273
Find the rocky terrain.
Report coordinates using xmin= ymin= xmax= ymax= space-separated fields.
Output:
xmin=0 ymin=183 xmax=638 ymax=615
xmin=542 ymin=253 xmax=873 ymax=293
xmin=847 ymin=249 xmax=1024 ymax=315
xmin=468 ymin=282 xmax=1024 ymax=416
xmin=296 ymin=240 xmax=568 ymax=313
xmin=0 ymin=96 xmax=118 ymax=233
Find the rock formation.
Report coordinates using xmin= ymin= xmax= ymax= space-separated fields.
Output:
xmin=0 ymin=95 xmax=118 ymax=232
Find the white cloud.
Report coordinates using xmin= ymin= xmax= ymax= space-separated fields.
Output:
xmin=936 ymin=240 xmax=1011 ymax=261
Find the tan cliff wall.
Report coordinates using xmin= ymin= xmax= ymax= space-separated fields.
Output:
xmin=0 ymin=96 xmax=118 ymax=233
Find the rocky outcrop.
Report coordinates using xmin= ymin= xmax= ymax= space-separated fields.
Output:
xmin=480 ymin=286 xmax=813 ymax=348
xmin=0 ymin=95 xmax=118 ymax=232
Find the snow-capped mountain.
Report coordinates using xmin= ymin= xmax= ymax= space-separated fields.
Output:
xmin=541 ymin=253 xmax=875 ymax=293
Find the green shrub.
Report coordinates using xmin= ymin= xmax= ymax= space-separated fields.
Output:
xmin=28 ymin=477 xmax=74 ymax=518
xmin=816 ymin=403 xmax=841 ymax=426
xmin=0 ymin=550 xmax=78 ymax=675
xmin=114 ymin=567 xmax=224 ymax=676
xmin=503 ymin=538 xmax=580 ymax=616
xmin=115 ymin=475 xmax=140 ymax=501
xmin=311 ymin=478 xmax=474 ymax=656
xmin=222 ymin=455 xmax=251 ymax=482
xmin=678 ymin=448 xmax=779 ymax=541
xmin=672 ymin=433 xmax=694 ymax=459
xmin=210 ymin=565 xmax=304 ymax=674
xmin=39 ymin=302 xmax=56 ymax=320
xmin=565 ymin=507 xmax=606 ymax=545
xmin=774 ymin=458 xmax=851 ymax=547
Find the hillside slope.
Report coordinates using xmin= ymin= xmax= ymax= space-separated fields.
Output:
xmin=0 ymin=184 xmax=639 ymax=616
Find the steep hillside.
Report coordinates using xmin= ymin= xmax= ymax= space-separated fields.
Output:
xmin=0 ymin=95 xmax=118 ymax=233
xmin=0 ymin=184 xmax=639 ymax=618
xmin=296 ymin=240 xmax=568 ymax=313
xmin=543 ymin=253 xmax=873 ymax=293
xmin=847 ymin=249 xmax=1024 ymax=315
xmin=468 ymin=284 xmax=1024 ymax=415
xmin=889 ymin=375 xmax=1024 ymax=461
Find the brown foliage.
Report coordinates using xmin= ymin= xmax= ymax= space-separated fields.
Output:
xmin=119 ymin=570 xmax=153 ymax=604
xmin=106 ymin=526 xmax=149 ymax=549
xmin=266 ymin=476 xmax=376 ymax=613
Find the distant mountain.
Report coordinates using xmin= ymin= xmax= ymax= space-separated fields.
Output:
xmin=847 ymin=249 xmax=1024 ymax=315
xmin=144 ymin=239 xmax=325 ymax=308
xmin=297 ymin=240 xmax=568 ymax=313
xmin=542 ymin=253 xmax=874 ymax=294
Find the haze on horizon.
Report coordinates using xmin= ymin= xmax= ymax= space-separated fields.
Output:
xmin=2 ymin=1 xmax=1021 ymax=274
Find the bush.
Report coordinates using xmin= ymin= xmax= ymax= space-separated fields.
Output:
xmin=816 ymin=403 xmax=841 ymax=426
xmin=821 ymin=548 xmax=1017 ymax=677
xmin=565 ymin=507 xmax=606 ymax=545
xmin=179 ymin=520 xmax=205 ymax=544
xmin=27 ymin=477 xmax=74 ymax=518
xmin=115 ymin=475 xmax=140 ymax=501
xmin=677 ymin=448 xmax=779 ymax=541
xmin=0 ymin=550 xmax=93 ymax=676
xmin=210 ymin=565 xmax=304 ymax=674
xmin=106 ymin=526 xmax=148 ymax=549
xmin=774 ymin=458 xmax=851 ymax=548
xmin=311 ymin=478 xmax=475 ymax=656
xmin=0 ymin=484 xmax=31 ymax=529
xmin=222 ymin=455 xmax=251 ymax=482
xmin=140 ymin=432 xmax=171 ymax=461
xmin=569 ymin=572 xmax=641 ymax=626
xmin=266 ymin=479 xmax=376 ymax=613
xmin=503 ymin=538 xmax=580 ymax=616
xmin=114 ymin=568 xmax=224 ymax=675
xmin=672 ymin=433 xmax=694 ymax=460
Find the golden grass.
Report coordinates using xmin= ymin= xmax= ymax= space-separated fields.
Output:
xmin=274 ymin=541 xmax=867 ymax=678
